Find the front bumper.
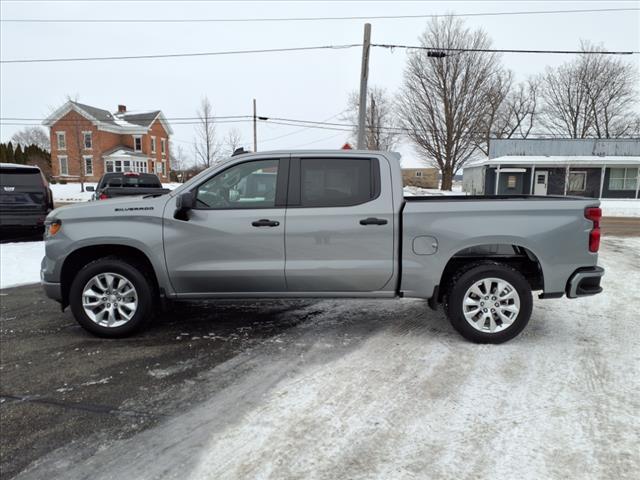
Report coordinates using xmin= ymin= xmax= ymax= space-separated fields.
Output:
xmin=566 ymin=266 xmax=605 ymax=298
xmin=41 ymin=280 xmax=62 ymax=303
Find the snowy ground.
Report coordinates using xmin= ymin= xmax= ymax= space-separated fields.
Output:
xmin=0 ymin=241 xmax=44 ymax=288
xmin=600 ymin=199 xmax=640 ymax=217
xmin=50 ymin=182 xmax=181 ymax=203
xmin=11 ymin=236 xmax=640 ymax=480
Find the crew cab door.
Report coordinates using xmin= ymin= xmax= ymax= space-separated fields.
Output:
xmin=163 ymin=157 xmax=288 ymax=294
xmin=284 ymin=155 xmax=395 ymax=292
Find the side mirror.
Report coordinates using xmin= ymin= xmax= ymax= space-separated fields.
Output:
xmin=174 ymin=191 xmax=195 ymax=220
xmin=85 ymin=186 xmax=95 ymax=192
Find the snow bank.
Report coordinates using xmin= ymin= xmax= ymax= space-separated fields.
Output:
xmin=50 ymin=183 xmax=96 ymax=203
xmin=403 ymin=184 xmax=464 ymax=197
xmin=0 ymin=241 xmax=44 ymax=289
xmin=599 ymin=199 xmax=640 ymax=217
xmin=51 ymin=182 xmax=181 ymax=204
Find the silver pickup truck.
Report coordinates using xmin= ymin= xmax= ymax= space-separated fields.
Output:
xmin=41 ymin=150 xmax=604 ymax=343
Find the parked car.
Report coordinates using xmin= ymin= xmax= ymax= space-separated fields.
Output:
xmin=1 ymin=163 xmax=53 ymax=233
xmin=41 ymin=150 xmax=604 ymax=343
xmin=88 ymin=172 xmax=169 ymax=200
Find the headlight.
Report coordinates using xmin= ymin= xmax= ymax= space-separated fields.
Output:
xmin=46 ymin=219 xmax=62 ymax=236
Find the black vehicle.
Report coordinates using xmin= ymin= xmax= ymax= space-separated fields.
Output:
xmin=0 ymin=163 xmax=54 ymax=233
xmin=88 ymin=172 xmax=170 ymax=200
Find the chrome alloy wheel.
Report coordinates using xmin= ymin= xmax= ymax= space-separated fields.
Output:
xmin=81 ymin=273 xmax=138 ymax=328
xmin=462 ymin=277 xmax=521 ymax=333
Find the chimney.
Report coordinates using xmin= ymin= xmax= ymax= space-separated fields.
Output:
xmin=117 ymin=104 xmax=127 ymax=113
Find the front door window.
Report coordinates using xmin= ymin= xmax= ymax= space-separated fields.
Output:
xmin=195 ymin=160 xmax=279 ymax=209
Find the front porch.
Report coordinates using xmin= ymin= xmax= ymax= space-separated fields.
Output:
xmin=483 ymin=157 xmax=639 ymax=199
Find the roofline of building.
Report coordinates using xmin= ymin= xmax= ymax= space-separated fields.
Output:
xmin=42 ymin=100 xmax=172 ymax=136
xmin=467 ymin=155 xmax=640 ymax=168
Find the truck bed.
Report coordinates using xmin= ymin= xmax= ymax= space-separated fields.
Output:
xmin=405 ymin=195 xmax=589 ymax=201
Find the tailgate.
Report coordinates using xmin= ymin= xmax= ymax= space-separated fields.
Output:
xmin=0 ymin=189 xmax=48 ymax=213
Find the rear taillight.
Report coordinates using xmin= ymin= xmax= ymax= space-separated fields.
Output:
xmin=99 ymin=193 xmax=108 ymax=200
xmin=585 ymin=207 xmax=602 ymax=252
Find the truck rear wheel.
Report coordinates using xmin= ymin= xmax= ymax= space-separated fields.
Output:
xmin=444 ymin=262 xmax=533 ymax=344
xmin=69 ymin=256 xmax=154 ymax=338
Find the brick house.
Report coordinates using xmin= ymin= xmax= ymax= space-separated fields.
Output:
xmin=43 ymin=101 xmax=173 ymax=181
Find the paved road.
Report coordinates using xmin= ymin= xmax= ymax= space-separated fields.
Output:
xmin=601 ymin=217 xmax=640 ymax=237
xmin=0 ymin=288 xmax=315 ymax=479
xmin=2 ymin=236 xmax=639 ymax=480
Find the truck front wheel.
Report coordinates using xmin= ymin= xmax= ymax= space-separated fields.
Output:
xmin=445 ymin=262 xmax=533 ymax=344
xmin=69 ymin=256 xmax=154 ymax=338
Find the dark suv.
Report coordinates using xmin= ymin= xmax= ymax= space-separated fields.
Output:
xmin=0 ymin=163 xmax=54 ymax=234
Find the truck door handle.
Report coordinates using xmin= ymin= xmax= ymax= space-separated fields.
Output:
xmin=252 ymin=219 xmax=280 ymax=227
xmin=359 ymin=217 xmax=388 ymax=226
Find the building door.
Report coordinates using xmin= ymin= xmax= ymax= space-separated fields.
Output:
xmin=534 ymin=171 xmax=548 ymax=195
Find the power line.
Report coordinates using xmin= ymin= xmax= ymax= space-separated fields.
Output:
xmin=373 ymin=44 xmax=639 ymax=56
xmin=0 ymin=114 xmax=626 ymax=138
xmin=2 ymin=8 xmax=637 ymax=23
xmin=260 ymin=110 xmax=347 ymax=143
xmin=0 ymin=44 xmax=360 ymax=64
xmin=4 ymin=41 xmax=637 ymax=65
xmin=289 ymin=132 xmax=347 ymax=148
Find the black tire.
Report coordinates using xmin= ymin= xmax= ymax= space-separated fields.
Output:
xmin=444 ymin=262 xmax=533 ymax=344
xmin=69 ymin=256 xmax=155 ymax=338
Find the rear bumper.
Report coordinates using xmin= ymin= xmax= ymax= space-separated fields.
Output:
xmin=566 ymin=266 xmax=605 ymax=299
xmin=41 ymin=280 xmax=63 ymax=303
xmin=0 ymin=211 xmax=47 ymax=227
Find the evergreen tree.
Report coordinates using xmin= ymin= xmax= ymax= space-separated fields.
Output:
xmin=14 ymin=144 xmax=24 ymax=164
xmin=6 ymin=142 xmax=15 ymax=162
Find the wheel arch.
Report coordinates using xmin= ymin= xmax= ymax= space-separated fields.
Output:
xmin=437 ymin=243 xmax=544 ymax=302
xmin=60 ymin=244 xmax=161 ymax=309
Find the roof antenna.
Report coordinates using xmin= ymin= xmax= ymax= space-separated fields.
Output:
xmin=232 ymin=147 xmax=248 ymax=157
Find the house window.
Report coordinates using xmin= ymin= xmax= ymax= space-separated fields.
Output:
xmin=161 ymin=161 xmax=166 ymax=177
xmin=105 ymin=159 xmax=148 ymax=173
xmin=507 ymin=175 xmax=517 ymax=189
xmin=415 ymin=171 xmax=423 ymax=177
xmin=83 ymin=156 xmax=93 ymax=176
xmin=161 ymin=138 xmax=166 ymax=156
xmin=59 ymin=156 xmax=69 ymax=176
xmin=150 ymin=136 xmax=156 ymax=154
xmin=83 ymin=131 xmax=92 ymax=149
xmin=133 ymin=136 xmax=142 ymax=152
xmin=155 ymin=162 xmax=163 ymax=174
xmin=609 ymin=168 xmax=638 ymax=191
xmin=56 ymin=132 xmax=66 ymax=150
xmin=568 ymin=171 xmax=587 ymax=191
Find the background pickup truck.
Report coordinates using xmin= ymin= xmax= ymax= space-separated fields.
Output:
xmin=87 ymin=172 xmax=170 ymax=200
xmin=41 ymin=150 xmax=604 ymax=343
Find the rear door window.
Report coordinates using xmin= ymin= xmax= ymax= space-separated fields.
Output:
xmin=299 ymin=158 xmax=375 ymax=207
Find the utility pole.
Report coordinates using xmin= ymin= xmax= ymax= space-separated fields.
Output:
xmin=357 ymin=23 xmax=371 ymax=150
xmin=253 ymin=98 xmax=257 ymax=152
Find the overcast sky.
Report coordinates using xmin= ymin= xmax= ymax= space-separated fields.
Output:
xmin=1 ymin=0 xmax=638 ymax=165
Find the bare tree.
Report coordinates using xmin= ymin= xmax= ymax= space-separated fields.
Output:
xmin=223 ymin=128 xmax=244 ymax=156
xmin=397 ymin=16 xmax=508 ymax=190
xmin=540 ymin=42 xmax=638 ymax=138
xmin=194 ymin=96 xmax=219 ymax=168
xmin=540 ymin=60 xmax=595 ymax=138
xmin=11 ymin=126 xmax=51 ymax=151
xmin=344 ymin=86 xmax=400 ymax=150
xmin=170 ymin=144 xmax=188 ymax=181
xmin=476 ymin=76 xmax=540 ymax=155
